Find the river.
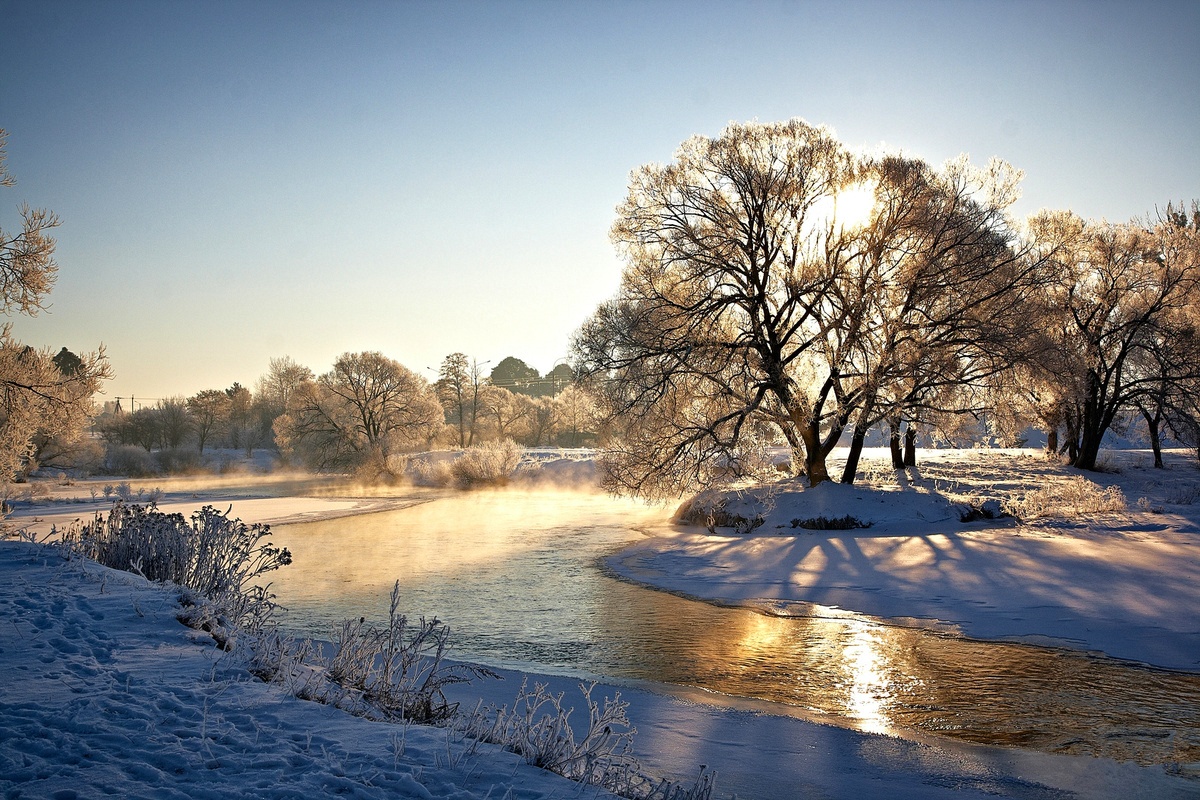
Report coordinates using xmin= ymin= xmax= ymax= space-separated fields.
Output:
xmin=268 ymin=489 xmax=1200 ymax=767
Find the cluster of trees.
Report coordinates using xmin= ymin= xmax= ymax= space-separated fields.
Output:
xmin=95 ymin=356 xmax=313 ymax=457
xmin=433 ymin=353 xmax=595 ymax=449
xmin=573 ymin=120 xmax=1200 ymax=497
xmin=273 ymin=351 xmax=599 ymax=474
xmin=40 ymin=348 xmax=596 ymax=479
xmin=0 ymin=129 xmax=110 ymax=481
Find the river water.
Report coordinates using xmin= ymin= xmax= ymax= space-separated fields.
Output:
xmin=268 ymin=489 xmax=1200 ymax=767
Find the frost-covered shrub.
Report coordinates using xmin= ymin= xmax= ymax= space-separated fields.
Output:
xmin=410 ymin=457 xmax=454 ymax=487
xmin=1167 ymin=484 xmax=1200 ymax=506
xmin=460 ymin=679 xmax=717 ymax=800
xmin=104 ymin=444 xmax=159 ymax=477
xmin=1004 ymin=476 xmax=1126 ymax=518
xmin=58 ymin=503 xmax=292 ymax=643
xmin=320 ymin=580 xmax=494 ymax=723
xmin=450 ymin=440 xmax=523 ymax=488
xmin=674 ymin=489 xmax=766 ymax=533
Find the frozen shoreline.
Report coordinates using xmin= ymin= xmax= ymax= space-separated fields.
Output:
xmin=3 ymin=540 xmax=1195 ymax=800
xmin=4 ymin=449 xmax=1199 ymax=797
xmin=605 ymin=517 xmax=1200 ymax=671
xmin=607 ymin=449 xmax=1200 ymax=672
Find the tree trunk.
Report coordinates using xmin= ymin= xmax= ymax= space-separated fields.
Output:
xmin=1075 ymin=425 xmax=1104 ymax=471
xmin=903 ymin=425 xmax=917 ymax=467
xmin=1142 ymin=408 xmax=1164 ymax=469
xmin=797 ymin=425 xmax=831 ymax=486
xmin=888 ymin=419 xmax=904 ymax=469
xmin=841 ymin=426 xmax=867 ymax=484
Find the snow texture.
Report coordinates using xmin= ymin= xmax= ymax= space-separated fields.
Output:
xmin=4 ymin=447 xmax=1199 ymax=799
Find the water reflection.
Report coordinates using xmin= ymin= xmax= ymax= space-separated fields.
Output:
xmin=269 ymin=491 xmax=1200 ymax=766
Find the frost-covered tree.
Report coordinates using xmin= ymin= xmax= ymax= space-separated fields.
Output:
xmin=274 ymin=351 xmax=443 ymax=471
xmin=478 ymin=384 xmax=533 ymax=442
xmin=154 ymin=397 xmax=192 ymax=450
xmin=255 ymin=355 xmax=314 ymax=417
xmin=436 ymin=353 xmax=486 ymax=447
xmin=0 ymin=132 xmax=109 ymax=479
xmin=186 ymin=389 xmax=230 ymax=454
xmin=574 ymin=119 xmax=1042 ymax=497
xmin=0 ymin=129 xmax=57 ymax=316
xmin=1025 ymin=206 xmax=1200 ymax=471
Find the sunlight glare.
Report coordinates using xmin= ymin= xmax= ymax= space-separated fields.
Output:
xmin=844 ymin=619 xmax=893 ymax=735
xmin=832 ymin=181 xmax=877 ymax=230
xmin=804 ymin=180 xmax=877 ymax=236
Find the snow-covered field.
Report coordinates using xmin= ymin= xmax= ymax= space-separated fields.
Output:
xmin=3 ymin=447 xmax=1199 ymax=798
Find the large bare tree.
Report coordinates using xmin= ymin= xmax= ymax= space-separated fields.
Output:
xmin=574 ymin=119 xmax=1042 ymax=497
xmin=274 ymin=352 xmax=442 ymax=471
xmin=1026 ymin=205 xmax=1200 ymax=470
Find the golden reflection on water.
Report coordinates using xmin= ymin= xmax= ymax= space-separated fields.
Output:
xmin=270 ymin=491 xmax=1200 ymax=766
xmin=844 ymin=620 xmax=892 ymax=735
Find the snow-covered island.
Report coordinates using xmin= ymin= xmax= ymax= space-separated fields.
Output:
xmin=2 ymin=448 xmax=1198 ymax=799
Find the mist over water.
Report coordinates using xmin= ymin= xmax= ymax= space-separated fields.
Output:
xmin=270 ymin=490 xmax=1200 ymax=766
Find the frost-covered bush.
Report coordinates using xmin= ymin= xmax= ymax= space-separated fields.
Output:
xmin=410 ymin=456 xmax=454 ymax=487
xmin=319 ymin=581 xmax=494 ymax=723
xmin=58 ymin=504 xmax=292 ymax=643
xmin=1004 ymin=475 xmax=1126 ymax=518
xmin=450 ymin=439 xmax=523 ymax=488
xmin=460 ymin=679 xmax=717 ymax=800
xmin=674 ymin=489 xmax=766 ymax=533
xmin=104 ymin=444 xmax=159 ymax=477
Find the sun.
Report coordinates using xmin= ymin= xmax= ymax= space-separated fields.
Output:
xmin=831 ymin=181 xmax=877 ymax=230
xmin=805 ymin=180 xmax=877 ymax=234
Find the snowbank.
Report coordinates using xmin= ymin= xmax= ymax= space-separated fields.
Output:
xmin=4 ymin=541 xmax=1193 ymax=799
xmin=610 ymin=449 xmax=1200 ymax=671
xmin=0 ymin=541 xmax=615 ymax=800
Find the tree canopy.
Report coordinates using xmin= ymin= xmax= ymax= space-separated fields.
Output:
xmin=573 ymin=119 xmax=1050 ymax=497
xmin=274 ymin=352 xmax=443 ymax=471
xmin=0 ymin=130 xmax=109 ymax=480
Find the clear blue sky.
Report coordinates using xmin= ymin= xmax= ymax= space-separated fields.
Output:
xmin=2 ymin=0 xmax=1197 ymax=402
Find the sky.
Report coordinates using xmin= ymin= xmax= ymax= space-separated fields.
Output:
xmin=1 ymin=0 xmax=1197 ymax=404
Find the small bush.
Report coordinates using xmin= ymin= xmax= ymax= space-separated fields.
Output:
xmin=1167 ymin=484 xmax=1200 ymax=506
xmin=410 ymin=457 xmax=454 ymax=487
xmin=58 ymin=503 xmax=292 ymax=642
xmin=790 ymin=514 xmax=871 ymax=530
xmin=450 ymin=440 xmax=523 ymax=488
xmin=104 ymin=445 xmax=159 ymax=477
xmin=675 ymin=491 xmax=767 ymax=534
xmin=320 ymin=581 xmax=494 ymax=723
xmin=460 ymin=679 xmax=717 ymax=800
xmin=1004 ymin=475 xmax=1127 ymax=519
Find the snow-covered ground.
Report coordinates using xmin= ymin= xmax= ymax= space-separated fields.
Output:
xmin=3 ymin=447 xmax=1199 ymax=798
xmin=0 ymin=540 xmax=622 ymax=799
xmin=610 ymin=448 xmax=1200 ymax=672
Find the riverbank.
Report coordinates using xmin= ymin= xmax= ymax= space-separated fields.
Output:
xmin=4 ymin=449 xmax=1199 ymax=797
xmin=607 ymin=448 xmax=1200 ymax=671
xmin=3 ymin=539 xmax=1194 ymax=800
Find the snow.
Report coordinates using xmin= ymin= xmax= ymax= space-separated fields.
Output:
xmin=0 ymin=540 xmax=617 ymax=800
xmin=608 ymin=449 xmax=1200 ymax=672
xmin=3 ymin=447 xmax=1199 ymax=798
